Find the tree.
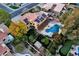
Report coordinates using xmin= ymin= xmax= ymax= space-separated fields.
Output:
xmin=0 ymin=9 xmax=11 ymax=26
xmin=12 ymin=36 xmax=22 ymax=45
xmin=48 ymin=43 xmax=56 ymax=55
xmin=52 ymin=33 xmax=66 ymax=45
xmin=41 ymin=37 xmax=49 ymax=45
xmin=47 ymin=42 xmax=57 ymax=55
xmin=22 ymin=35 xmax=29 ymax=42
xmin=29 ymin=35 xmax=36 ymax=43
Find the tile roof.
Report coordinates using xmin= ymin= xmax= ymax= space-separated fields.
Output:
xmin=0 ymin=43 xmax=10 ymax=55
xmin=20 ymin=11 xmax=48 ymax=22
xmin=0 ymin=23 xmax=9 ymax=41
xmin=21 ymin=13 xmax=38 ymax=21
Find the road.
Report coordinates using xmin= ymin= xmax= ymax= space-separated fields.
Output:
xmin=10 ymin=3 xmax=39 ymax=18
xmin=0 ymin=3 xmax=14 ymax=13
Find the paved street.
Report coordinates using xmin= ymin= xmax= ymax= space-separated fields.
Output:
xmin=0 ymin=4 xmax=14 ymax=13
xmin=10 ymin=3 xmax=39 ymax=18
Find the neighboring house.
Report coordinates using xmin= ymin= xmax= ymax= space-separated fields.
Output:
xmin=0 ymin=23 xmax=9 ymax=41
xmin=53 ymin=4 xmax=65 ymax=13
xmin=42 ymin=3 xmax=56 ymax=11
xmin=4 ymin=34 xmax=14 ymax=44
xmin=41 ymin=3 xmax=65 ymax=13
xmin=0 ymin=42 xmax=10 ymax=56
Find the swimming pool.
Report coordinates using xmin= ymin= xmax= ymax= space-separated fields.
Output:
xmin=46 ymin=24 xmax=60 ymax=33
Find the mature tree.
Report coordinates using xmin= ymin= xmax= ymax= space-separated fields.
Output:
xmin=52 ymin=33 xmax=66 ymax=45
xmin=0 ymin=9 xmax=11 ymax=26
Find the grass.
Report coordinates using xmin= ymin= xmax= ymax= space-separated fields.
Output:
xmin=59 ymin=40 xmax=72 ymax=56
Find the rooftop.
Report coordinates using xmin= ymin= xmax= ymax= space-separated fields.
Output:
xmin=42 ymin=3 xmax=55 ymax=10
xmin=53 ymin=3 xmax=65 ymax=13
xmin=0 ymin=23 xmax=9 ymax=41
xmin=0 ymin=43 xmax=10 ymax=56
xmin=20 ymin=11 xmax=48 ymax=22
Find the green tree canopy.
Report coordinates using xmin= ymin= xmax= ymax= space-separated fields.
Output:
xmin=0 ymin=9 xmax=11 ymax=26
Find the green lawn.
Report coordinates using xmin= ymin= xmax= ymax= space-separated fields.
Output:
xmin=59 ymin=40 xmax=72 ymax=56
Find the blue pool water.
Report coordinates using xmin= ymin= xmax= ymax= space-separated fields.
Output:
xmin=46 ymin=24 xmax=60 ymax=33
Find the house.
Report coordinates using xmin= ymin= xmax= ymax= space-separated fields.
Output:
xmin=20 ymin=11 xmax=48 ymax=29
xmin=0 ymin=42 xmax=10 ymax=56
xmin=42 ymin=3 xmax=55 ymax=11
xmin=0 ymin=23 xmax=9 ymax=41
xmin=42 ymin=3 xmax=57 ymax=11
xmin=53 ymin=4 xmax=65 ymax=13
